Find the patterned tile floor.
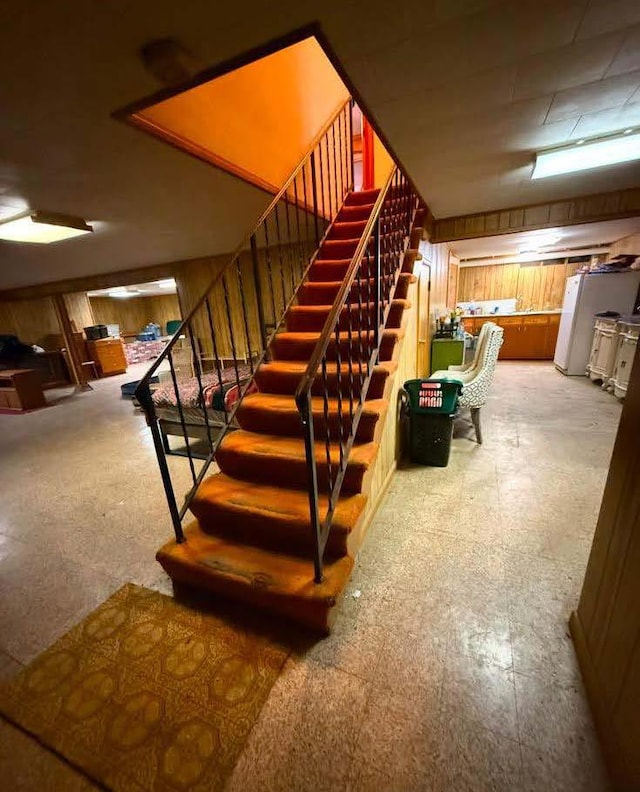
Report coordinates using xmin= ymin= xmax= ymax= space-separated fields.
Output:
xmin=0 ymin=361 xmax=619 ymax=790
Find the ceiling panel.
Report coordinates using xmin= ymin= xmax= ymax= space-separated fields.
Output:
xmin=2 ymin=0 xmax=640 ymax=289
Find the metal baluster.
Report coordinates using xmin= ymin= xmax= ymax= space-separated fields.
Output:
xmin=167 ymin=350 xmax=197 ymax=486
xmin=320 ymin=357 xmax=332 ymax=489
xmin=235 ymin=257 xmax=255 ymax=374
xmin=318 ymin=135 xmax=327 ymax=222
xmin=309 ymin=152 xmax=320 ymax=247
xmin=331 ymin=121 xmax=339 ymax=219
xmin=186 ymin=318 xmax=215 ymax=450
xmin=283 ymin=193 xmax=296 ymax=297
xmin=273 ymin=203 xmax=288 ymax=314
xmin=365 ymin=247 xmax=373 ymax=365
xmin=338 ymin=109 xmax=346 ymax=204
xmin=346 ymin=286 xmax=355 ymax=426
xmin=250 ymin=233 xmax=268 ymax=355
xmin=222 ymin=273 xmax=241 ymax=392
xmin=262 ymin=218 xmax=278 ymax=328
xmin=292 ymin=175 xmax=305 ymax=280
xmin=347 ymin=99 xmax=354 ymax=190
xmin=299 ymin=390 xmax=323 ymax=583
xmin=373 ymin=219 xmax=381 ymax=355
xmin=137 ymin=383 xmax=185 ymax=543
xmin=356 ymin=260 xmax=365 ymax=396
xmin=334 ymin=324 xmax=344 ymax=471
xmin=204 ymin=296 xmax=226 ymax=423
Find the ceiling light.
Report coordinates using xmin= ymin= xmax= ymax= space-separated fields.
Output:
xmin=108 ymin=288 xmax=140 ymax=299
xmin=157 ymin=279 xmax=176 ymax=288
xmin=0 ymin=211 xmax=93 ymax=243
xmin=518 ymin=230 xmax=562 ymax=254
xmin=532 ymin=132 xmax=640 ymax=179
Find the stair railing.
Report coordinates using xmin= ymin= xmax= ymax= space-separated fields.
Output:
xmin=294 ymin=167 xmax=420 ymax=582
xmin=136 ymin=99 xmax=354 ymax=543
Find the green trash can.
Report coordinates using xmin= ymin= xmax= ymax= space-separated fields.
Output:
xmin=402 ymin=378 xmax=462 ymax=467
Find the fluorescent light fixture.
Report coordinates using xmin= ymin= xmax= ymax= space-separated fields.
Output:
xmin=157 ymin=279 xmax=176 ymax=288
xmin=0 ymin=211 xmax=93 ymax=243
xmin=108 ymin=288 xmax=140 ymax=299
xmin=532 ymin=132 xmax=640 ymax=179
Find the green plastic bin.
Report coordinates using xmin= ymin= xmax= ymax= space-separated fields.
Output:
xmin=402 ymin=378 xmax=462 ymax=466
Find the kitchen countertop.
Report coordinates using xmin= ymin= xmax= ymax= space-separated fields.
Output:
xmin=462 ymin=310 xmax=562 ymax=318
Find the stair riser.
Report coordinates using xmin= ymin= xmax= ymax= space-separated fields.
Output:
xmin=286 ymin=301 xmax=407 ymax=333
xmin=191 ymin=502 xmax=351 ymax=558
xmin=254 ymin=368 xmax=391 ymax=400
xmin=298 ymin=274 xmax=412 ymax=305
xmin=318 ymin=239 xmax=361 ymax=260
xmin=216 ymin=447 xmax=370 ymax=494
xmin=327 ymin=221 xmax=368 ymax=240
xmin=271 ymin=332 xmax=399 ymax=362
xmin=345 ymin=189 xmax=379 ymax=206
xmin=336 ymin=204 xmax=375 ymax=222
xmin=235 ymin=403 xmax=382 ymax=443
xmin=157 ymin=553 xmax=339 ymax=634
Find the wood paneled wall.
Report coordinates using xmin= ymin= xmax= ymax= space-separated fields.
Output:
xmin=416 ymin=240 xmax=452 ymax=375
xmin=0 ymin=297 xmax=60 ymax=344
xmin=457 ymin=260 xmax=581 ymax=311
xmin=570 ymin=345 xmax=640 ymax=790
xmin=89 ymin=294 xmax=181 ymax=335
xmin=64 ymin=292 xmax=95 ymax=332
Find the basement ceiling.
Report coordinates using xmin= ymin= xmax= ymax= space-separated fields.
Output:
xmin=450 ymin=216 xmax=640 ymax=259
xmin=2 ymin=0 xmax=640 ymax=290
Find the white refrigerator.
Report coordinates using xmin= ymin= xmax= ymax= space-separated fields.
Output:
xmin=554 ymin=271 xmax=640 ymax=376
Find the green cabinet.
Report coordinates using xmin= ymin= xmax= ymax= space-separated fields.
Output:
xmin=430 ymin=338 xmax=464 ymax=374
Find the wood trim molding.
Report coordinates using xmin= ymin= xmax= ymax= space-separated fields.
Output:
xmin=569 ymin=611 xmax=632 ymax=791
xmin=431 ymin=187 xmax=640 ymax=243
xmin=0 ymin=259 xmax=206 ymax=302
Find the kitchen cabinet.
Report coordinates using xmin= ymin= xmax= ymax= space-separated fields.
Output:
xmin=462 ymin=313 xmax=561 ymax=360
xmin=610 ymin=319 xmax=640 ymax=399
xmin=587 ymin=317 xmax=619 ymax=386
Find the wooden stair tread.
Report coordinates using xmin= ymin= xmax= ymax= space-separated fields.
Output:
xmin=218 ymin=429 xmax=378 ymax=470
xmin=192 ymin=473 xmax=366 ymax=536
xmin=157 ymin=522 xmax=355 ymax=612
xmin=273 ymin=328 xmax=404 ymax=344
xmin=256 ymin=359 xmax=397 ymax=377
xmin=238 ymin=392 xmax=388 ymax=419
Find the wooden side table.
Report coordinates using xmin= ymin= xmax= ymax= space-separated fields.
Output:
xmin=0 ymin=368 xmax=47 ymax=410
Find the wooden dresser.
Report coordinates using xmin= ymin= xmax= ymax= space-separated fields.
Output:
xmin=0 ymin=369 xmax=47 ymax=411
xmin=87 ymin=338 xmax=127 ymax=377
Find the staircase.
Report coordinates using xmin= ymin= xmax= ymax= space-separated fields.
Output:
xmin=155 ymin=187 xmax=423 ymax=631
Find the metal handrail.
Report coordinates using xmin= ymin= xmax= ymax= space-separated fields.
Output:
xmin=294 ymin=167 xmax=419 ymax=582
xmin=136 ymin=97 xmax=354 ymax=545
xmin=135 ymin=97 xmax=351 ymax=398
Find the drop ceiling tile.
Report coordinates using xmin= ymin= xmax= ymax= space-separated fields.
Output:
xmin=459 ymin=0 xmax=588 ymax=72
xmin=576 ymin=0 xmax=640 ymax=40
xmin=545 ymin=69 xmax=640 ymax=122
xmin=606 ymin=25 xmax=640 ymax=77
xmin=506 ymin=118 xmax=579 ymax=152
xmin=377 ymin=63 xmax=517 ymax=126
xmin=513 ymin=32 xmax=624 ymax=102
xmin=570 ymin=101 xmax=640 ymax=137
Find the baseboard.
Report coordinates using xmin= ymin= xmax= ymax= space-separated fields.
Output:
xmin=348 ymin=461 xmax=397 ymax=557
xmin=569 ymin=610 xmax=634 ymax=791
